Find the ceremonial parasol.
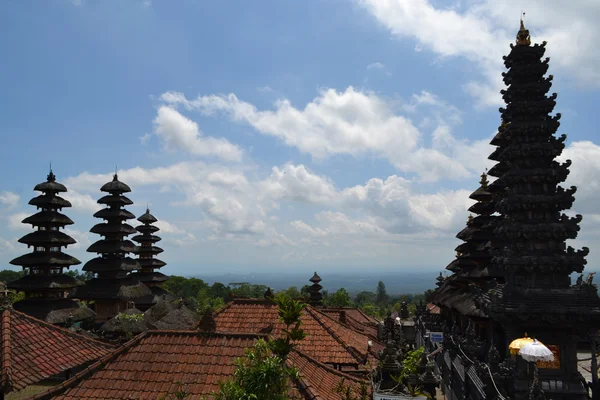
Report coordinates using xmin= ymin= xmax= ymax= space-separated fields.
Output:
xmin=518 ymin=338 xmax=553 ymax=400
xmin=519 ymin=339 xmax=554 ymax=363
xmin=509 ymin=333 xmax=534 ymax=355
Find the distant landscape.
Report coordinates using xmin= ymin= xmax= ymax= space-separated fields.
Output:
xmin=197 ymin=270 xmax=441 ymax=296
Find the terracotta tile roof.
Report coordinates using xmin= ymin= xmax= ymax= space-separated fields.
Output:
xmin=290 ymin=350 xmax=370 ymax=400
xmin=319 ymin=307 xmax=380 ymax=325
xmin=31 ymin=330 xmax=370 ymax=400
xmin=32 ymin=331 xmax=262 ymax=400
xmin=427 ymin=303 xmax=441 ymax=314
xmin=0 ymin=307 xmax=114 ymax=394
xmin=211 ymin=299 xmax=377 ymax=366
xmin=317 ymin=308 xmax=380 ymax=340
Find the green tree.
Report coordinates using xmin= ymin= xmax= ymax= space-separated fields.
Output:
xmin=212 ymin=297 xmax=306 ymax=400
xmin=300 ymin=285 xmax=311 ymax=297
xmin=163 ymin=276 xmax=209 ymax=298
xmin=376 ymin=281 xmax=388 ymax=305
xmin=229 ymin=283 xmax=268 ymax=298
xmin=278 ymin=286 xmax=302 ymax=299
xmin=354 ymin=291 xmax=376 ymax=307
xmin=0 ymin=269 xmax=23 ymax=283
xmin=328 ymin=288 xmax=352 ymax=307
xmin=209 ymin=282 xmax=229 ymax=299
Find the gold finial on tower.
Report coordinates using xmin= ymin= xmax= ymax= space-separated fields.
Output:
xmin=516 ymin=12 xmax=531 ymax=46
xmin=467 ymin=214 xmax=474 ymax=225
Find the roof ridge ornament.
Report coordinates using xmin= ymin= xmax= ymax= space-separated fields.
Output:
xmin=516 ymin=12 xmax=531 ymax=46
xmin=480 ymin=169 xmax=488 ymax=188
xmin=47 ymin=162 xmax=56 ymax=183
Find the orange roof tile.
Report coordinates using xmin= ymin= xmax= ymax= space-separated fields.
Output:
xmin=290 ymin=350 xmax=370 ymax=400
xmin=0 ymin=308 xmax=114 ymax=393
xmin=319 ymin=307 xmax=380 ymax=325
xmin=211 ymin=299 xmax=376 ymax=366
xmin=32 ymin=331 xmax=262 ymax=400
xmin=427 ymin=303 xmax=441 ymax=314
xmin=317 ymin=308 xmax=380 ymax=340
xmin=31 ymin=330 xmax=370 ymax=400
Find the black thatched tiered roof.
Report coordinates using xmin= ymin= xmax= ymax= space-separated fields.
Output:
xmin=131 ymin=208 xmax=169 ymax=309
xmin=426 ymin=20 xmax=600 ymax=400
xmin=8 ymin=170 xmax=94 ymax=324
xmin=476 ymin=20 xmax=600 ymax=328
xmin=308 ymin=271 xmax=323 ymax=306
xmin=71 ymin=174 xmax=151 ymax=309
xmin=132 ymin=209 xmax=168 ymax=284
xmin=430 ymin=172 xmax=501 ymax=317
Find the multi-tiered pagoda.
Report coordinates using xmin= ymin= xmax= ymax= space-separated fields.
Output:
xmin=131 ymin=208 xmax=170 ymax=310
xmin=430 ymin=172 xmax=499 ymax=319
xmin=307 ymin=271 xmax=323 ymax=306
xmin=422 ymin=20 xmax=600 ymax=400
xmin=71 ymin=174 xmax=151 ymax=323
xmin=9 ymin=170 xmax=94 ymax=324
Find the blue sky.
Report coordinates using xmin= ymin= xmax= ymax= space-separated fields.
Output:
xmin=1 ymin=0 xmax=599 ymax=277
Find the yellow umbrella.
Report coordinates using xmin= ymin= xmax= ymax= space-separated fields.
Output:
xmin=509 ymin=333 xmax=535 ymax=355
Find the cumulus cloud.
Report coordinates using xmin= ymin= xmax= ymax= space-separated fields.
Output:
xmin=358 ymin=0 xmax=600 ymax=106
xmin=63 ymin=190 xmax=102 ymax=214
xmin=153 ymin=106 xmax=243 ymax=162
xmin=0 ymin=192 xmax=20 ymax=209
xmin=367 ymin=62 xmax=385 ymax=70
xmin=0 ymin=237 xmax=15 ymax=254
xmin=559 ymin=140 xmax=600 ymax=215
xmin=8 ymin=213 xmax=29 ymax=231
xmin=154 ymin=219 xmax=186 ymax=235
xmin=160 ymin=87 xmax=484 ymax=182
xmin=63 ymin=228 xmax=93 ymax=251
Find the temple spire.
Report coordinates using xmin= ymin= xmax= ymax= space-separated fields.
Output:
xmin=131 ymin=207 xmax=169 ymax=310
xmin=308 ymin=272 xmax=323 ymax=306
xmin=516 ymin=14 xmax=531 ymax=46
xmin=8 ymin=170 xmax=94 ymax=324
xmin=71 ymin=173 xmax=151 ymax=323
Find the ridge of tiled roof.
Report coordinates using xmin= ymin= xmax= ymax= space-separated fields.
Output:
xmin=307 ymin=307 xmax=383 ymax=359
xmin=1 ymin=310 xmax=14 ymax=394
xmin=316 ymin=308 xmax=380 ymax=340
xmin=289 ymin=349 xmax=370 ymax=400
xmin=319 ymin=307 xmax=380 ymax=325
xmin=212 ymin=299 xmax=369 ymax=366
xmin=30 ymin=330 xmax=269 ymax=400
xmin=1 ymin=308 xmax=114 ymax=393
xmin=304 ymin=307 xmax=369 ymax=363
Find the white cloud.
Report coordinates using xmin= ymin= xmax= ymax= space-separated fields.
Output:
xmin=559 ymin=140 xmax=600 ymax=215
xmin=160 ymin=88 xmax=484 ymax=182
xmin=0 ymin=192 xmax=20 ymax=209
xmin=55 ymin=136 xmax=600 ymax=267
xmin=358 ymin=0 xmax=600 ymax=106
xmin=153 ymin=106 xmax=243 ymax=162
xmin=257 ymin=86 xmax=275 ymax=93
xmin=0 ymin=237 xmax=15 ymax=254
xmin=63 ymin=228 xmax=93 ymax=250
xmin=154 ymin=219 xmax=186 ymax=235
xmin=139 ymin=133 xmax=151 ymax=145
xmin=260 ymin=164 xmax=337 ymax=205
xmin=8 ymin=213 xmax=29 ymax=231
xmin=367 ymin=62 xmax=385 ymax=70
xmin=63 ymin=190 xmax=102 ymax=214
